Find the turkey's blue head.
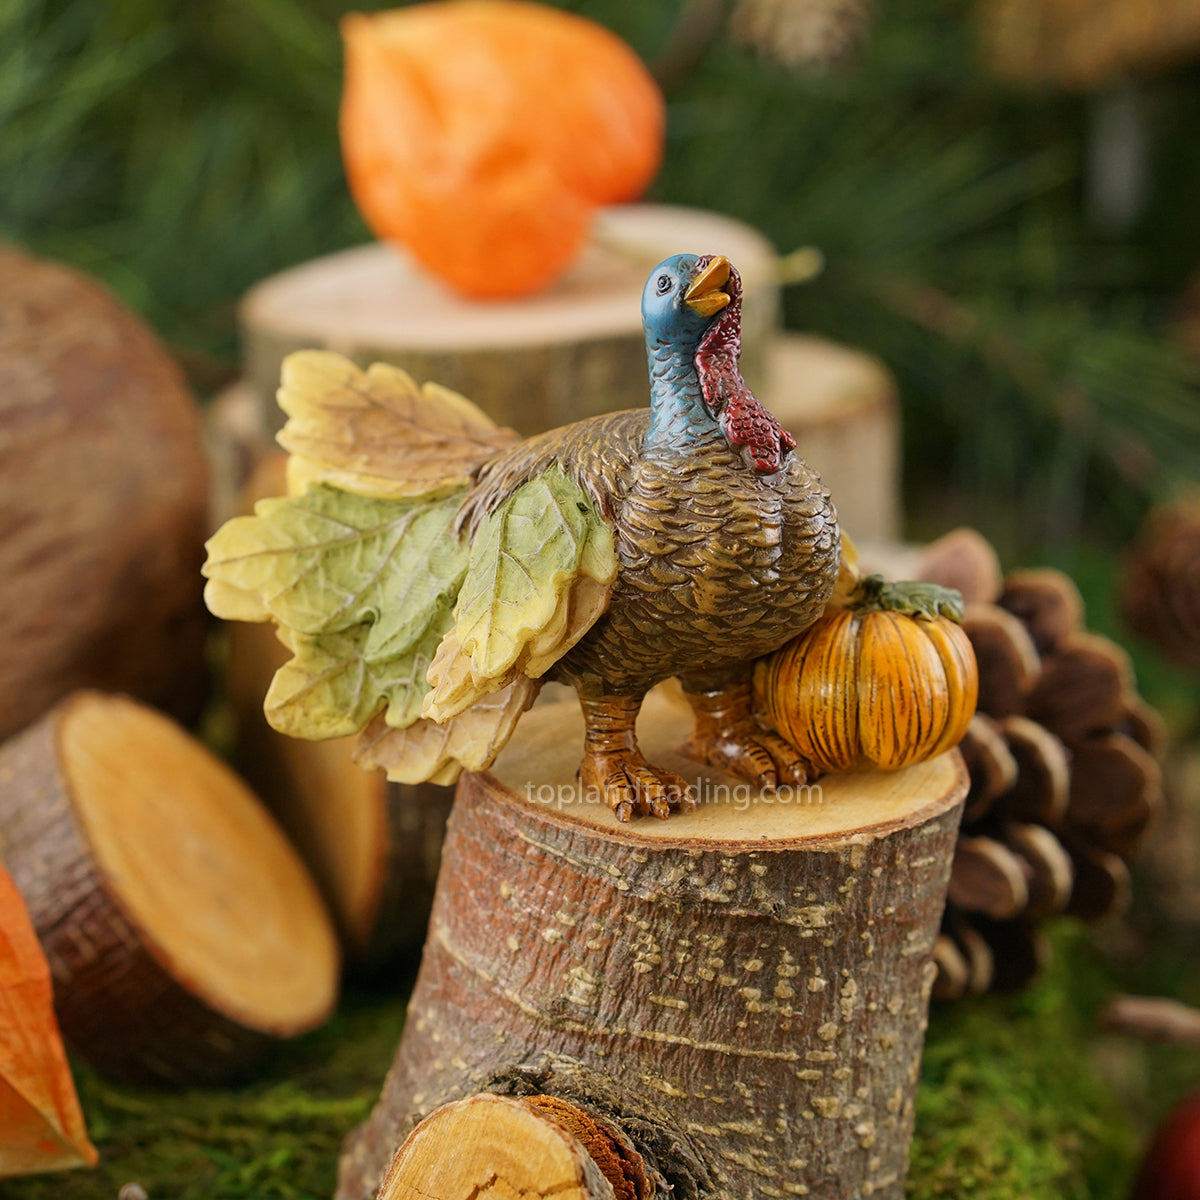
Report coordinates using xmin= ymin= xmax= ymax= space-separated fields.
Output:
xmin=640 ymin=253 xmax=732 ymax=355
xmin=642 ymin=252 xmax=796 ymax=474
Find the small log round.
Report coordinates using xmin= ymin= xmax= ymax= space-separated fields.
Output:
xmin=0 ymin=691 xmax=340 ymax=1086
xmin=339 ymin=686 xmax=966 ymax=1200
xmin=239 ymin=205 xmax=779 ymax=437
xmin=378 ymin=1093 xmax=627 ymax=1200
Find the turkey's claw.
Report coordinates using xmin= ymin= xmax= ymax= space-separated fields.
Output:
xmin=684 ymin=723 xmax=808 ymax=791
xmin=683 ymin=679 xmax=809 ymax=791
xmin=578 ymin=749 xmax=697 ymax=823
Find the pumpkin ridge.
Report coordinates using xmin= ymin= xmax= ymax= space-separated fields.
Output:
xmin=755 ymin=603 xmax=978 ymax=776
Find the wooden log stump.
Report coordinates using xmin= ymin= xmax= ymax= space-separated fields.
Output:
xmin=340 ymin=686 xmax=966 ymax=1200
xmin=0 ymin=691 xmax=340 ymax=1086
xmin=227 ymin=609 xmax=454 ymax=969
xmin=0 ymin=244 xmax=210 ymax=741
xmin=239 ymin=205 xmax=780 ymax=436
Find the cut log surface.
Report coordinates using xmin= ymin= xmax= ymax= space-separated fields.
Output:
xmin=379 ymin=1094 xmax=619 ymax=1200
xmin=341 ymin=686 xmax=966 ymax=1200
xmin=240 ymin=205 xmax=780 ymax=436
xmin=224 ymin=452 xmax=453 ymax=968
xmin=0 ymin=691 xmax=340 ymax=1086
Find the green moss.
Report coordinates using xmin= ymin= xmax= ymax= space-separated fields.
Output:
xmin=0 ymin=992 xmax=406 ymax=1200
xmin=911 ymin=926 xmax=1137 ymax=1200
xmin=4 ymin=928 xmax=1192 ymax=1199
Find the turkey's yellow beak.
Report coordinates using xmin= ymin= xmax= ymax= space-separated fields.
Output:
xmin=684 ymin=255 xmax=732 ymax=318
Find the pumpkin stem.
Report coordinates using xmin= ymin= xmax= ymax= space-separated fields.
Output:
xmin=850 ymin=574 xmax=965 ymax=623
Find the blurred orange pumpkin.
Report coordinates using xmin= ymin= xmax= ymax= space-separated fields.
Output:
xmin=340 ymin=1 xmax=665 ymax=299
xmin=753 ymin=609 xmax=978 ymax=773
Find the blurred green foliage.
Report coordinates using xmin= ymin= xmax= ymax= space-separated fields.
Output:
xmin=4 ymin=0 xmax=1198 ymax=567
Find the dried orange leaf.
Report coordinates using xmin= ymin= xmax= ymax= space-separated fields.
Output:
xmin=0 ymin=866 xmax=98 ymax=1178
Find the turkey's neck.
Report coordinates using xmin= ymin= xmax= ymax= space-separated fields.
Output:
xmin=643 ymin=339 xmax=720 ymax=458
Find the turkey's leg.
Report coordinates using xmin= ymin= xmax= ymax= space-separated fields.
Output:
xmin=681 ymin=672 xmax=809 ymax=791
xmin=576 ymin=693 xmax=697 ymax=823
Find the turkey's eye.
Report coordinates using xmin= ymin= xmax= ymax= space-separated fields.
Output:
xmin=656 ymin=274 xmax=672 ymax=295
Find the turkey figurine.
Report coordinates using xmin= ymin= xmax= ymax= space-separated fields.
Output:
xmin=207 ymin=255 xmax=875 ymax=821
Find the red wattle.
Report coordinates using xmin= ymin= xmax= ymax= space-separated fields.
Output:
xmin=694 ymin=263 xmax=795 ymax=474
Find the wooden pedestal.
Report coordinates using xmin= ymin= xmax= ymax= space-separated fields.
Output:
xmin=340 ymin=687 xmax=966 ymax=1200
xmin=239 ymin=205 xmax=780 ymax=437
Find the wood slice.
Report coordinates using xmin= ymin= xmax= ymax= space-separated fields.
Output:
xmin=239 ymin=205 xmax=779 ymax=436
xmin=340 ymin=685 xmax=967 ymax=1200
xmin=764 ymin=333 xmax=900 ymax=542
xmin=0 ymin=244 xmax=210 ymax=740
xmin=0 ymin=691 xmax=340 ymax=1086
xmin=224 ymin=452 xmax=454 ymax=968
xmin=379 ymin=1094 xmax=619 ymax=1200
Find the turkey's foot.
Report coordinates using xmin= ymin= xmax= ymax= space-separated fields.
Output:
xmin=576 ymin=692 xmax=696 ymax=822
xmin=578 ymin=747 xmax=696 ymax=823
xmin=683 ymin=679 xmax=809 ymax=791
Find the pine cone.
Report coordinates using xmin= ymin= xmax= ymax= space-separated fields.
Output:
xmin=731 ymin=0 xmax=873 ymax=70
xmin=1122 ymin=494 xmax=1200 ymax=674
xmin=912 ymin=529 xmax=1165 ymax=1000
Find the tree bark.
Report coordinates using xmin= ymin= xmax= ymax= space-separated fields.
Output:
xmin=340 ymin=686 xmax=966 ymax=1200
xmin=238 ymin=206 xmax=780 ymax=437
xmin=0 ymin=691 xmax=340 ymax=1086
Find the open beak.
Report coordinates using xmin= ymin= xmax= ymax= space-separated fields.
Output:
xmin=684 ymin=255 xmax=732 ymax=318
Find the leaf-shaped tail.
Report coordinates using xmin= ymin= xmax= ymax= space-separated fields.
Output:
xmin=355 ymin=677 xmax=541 ymax=785
xmin=423 ymin=466 xmax=617 ymax=722
xmin=277 ymin=350 xmax=518 ymax=500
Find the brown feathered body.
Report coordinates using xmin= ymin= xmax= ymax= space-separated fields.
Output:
xmin=458 ymin=407 xmax=841 ymax=697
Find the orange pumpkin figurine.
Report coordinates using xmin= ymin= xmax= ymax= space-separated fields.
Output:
xmin=754 ymin=576 xmax=978 ymax=774
xmin=339 ymin=1 xmax=665 ymax=299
